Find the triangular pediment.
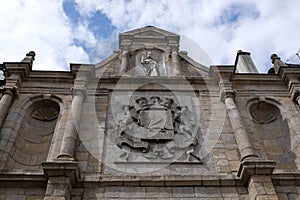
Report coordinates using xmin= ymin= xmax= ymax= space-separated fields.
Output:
xmin=95 ymin=26 xmax=209 ymax=78
xmin=121 ymin=25 xmax=179 ymax=38
xmin=134 ymin=30 xmax=165 ymax=38
xmin=119 ymin=26 xmax=179 ymax=48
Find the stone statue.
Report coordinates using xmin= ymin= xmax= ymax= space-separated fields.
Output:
xmin=0 ymin=70 xmax=5 ymax=81
xmin=0 ymin=68 xmax=6 ymax=87
xmin=140 ymin=51 xmax=160 ymax=76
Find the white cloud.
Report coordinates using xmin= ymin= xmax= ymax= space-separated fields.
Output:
xmin=72 ymin=22 xmax=97 ymax=49
xmin=74 ymin=0 xmax=300 ymax=72
xmin=1 ymin=0 xmax=300 ymax=72
xmin=0 ymin=0 xmax=90 ymax=70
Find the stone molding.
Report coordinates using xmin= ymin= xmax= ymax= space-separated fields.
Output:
xmin=0 ymin=172 xmax=46 ymax=187
xmin=83 ymin=174 xmax=242 ymax=187
xmin=1 ymin=86 xmax=17 ymax=98
xmin=72 ymin=86 xmax=86 ymax=97
xmin=237 ymin=159 xmax=276 ymax=185
xmin=42 ymin=161 xmax=80 ymax=187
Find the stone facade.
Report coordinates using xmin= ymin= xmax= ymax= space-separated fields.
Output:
xmin=0 ymin=26 xmax=300 ymax=199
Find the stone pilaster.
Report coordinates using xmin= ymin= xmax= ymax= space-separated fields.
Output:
xmin=248 ymin=175 xmax=279 ymax=200
xmin=217 ymin=73 xmax=277 ymax=198
xmin=170 ymin=44 xmax=180 ymax=76
xmin=43 ymin=161 xmax=80 ymax=200
xmin=120 ymin=42 xmax=131 ymax=72
xmin=0 ymin=86 xmax=16 ymax=129
xmin=222 ymin=91 xmax=258 ymax=161
xmin=57 ymin=87 xmax=85 ymax=160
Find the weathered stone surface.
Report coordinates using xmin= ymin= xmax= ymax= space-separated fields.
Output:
xmin=195 ymin=187 xmax=221 ymax=198
xmin=1 ymin=26 xmax=300 ymax=200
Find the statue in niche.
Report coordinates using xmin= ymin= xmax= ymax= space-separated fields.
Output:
xmin=140 ymin=51 xmax=160 ymax=76
xmin=116 ymin=96 xmax=201 ymax=162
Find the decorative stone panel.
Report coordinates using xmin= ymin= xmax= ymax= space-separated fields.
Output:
xmin=102 ymin=88 xmax=215 ymax=176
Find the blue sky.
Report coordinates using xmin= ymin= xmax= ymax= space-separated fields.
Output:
xmin=0 ymin=0 xmax=300 ymax=72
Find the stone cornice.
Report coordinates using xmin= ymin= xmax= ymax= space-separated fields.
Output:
xmin=277 ymin=66 xmax=300 ymax=104
xmin=209 ymin=65 xmax=235 ymax=83
xmin=3 ymin=62 xmax=95 ymax=85
xmin=3 ymin=170 xmax=300 ymax=187
xmin=119 ymin=26 xmax=179 ymax=48
xmin=237 ymin=159 xmax=276 ymax=185
xmin=272 ymin=172 xmax=300 ymax=186
xmin=0 ymin=172 xmax=46 ymax=187
xmin=278 ymin=66 xmax=300 ymax=91
xmin=42 ymin=161 xmax=80 ymax=187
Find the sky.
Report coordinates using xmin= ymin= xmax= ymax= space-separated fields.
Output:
xmin=0 ymin=0 xmax=300 ymax=73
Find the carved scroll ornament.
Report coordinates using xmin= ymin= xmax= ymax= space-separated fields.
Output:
xmin=116 ymin=96 xmax=201 ymax=162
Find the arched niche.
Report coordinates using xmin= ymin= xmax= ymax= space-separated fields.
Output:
xmin=6 ymin=96 xmax=61 ymax=171
xmin=248 ymin=98 xmax=297 ymax=169
xmin=127 ymin=48 xmax=167 ymax=76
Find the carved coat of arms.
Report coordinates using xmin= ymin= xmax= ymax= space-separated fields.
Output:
xmin=116 ymin=96 xmax=201 ymax=162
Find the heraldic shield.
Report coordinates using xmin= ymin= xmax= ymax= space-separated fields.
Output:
xmin=116 ymin=96 xmax=201 ymax=161
xmin=137 ymin=96 xmax=174 ymax=140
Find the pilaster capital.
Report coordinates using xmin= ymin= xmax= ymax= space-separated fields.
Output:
xmin=71 ymin=86 xmax=86 ymax=97
xmin=2 ymin=86 xmax=17 ymax=98
xmin=120 ymin=42 xmax=131 ymax=50
xmin=219 ymin=80 xmax=235 ymax=103
xmin=220 ymin=90 xmax=235 ymax=103
xmin=169 ymin=44 xmax=179 ymax=52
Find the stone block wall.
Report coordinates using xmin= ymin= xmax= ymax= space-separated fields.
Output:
xmin=0 ymin=187 xmax=46 ymax=200
xmin=1 ymin=26 xmax=300 ymax=200
xmin=71 ymin=186 xmax=249 ymax=200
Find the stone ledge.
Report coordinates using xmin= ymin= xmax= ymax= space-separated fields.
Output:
xmin=42 ymin=161 xmax=80 ymax=187
xmin=82 ymin=174 xmax=240 ymax=187
xmin=237 ymin=159 xmax=276 ymax=185
xmin=272 ymin=172 xmax=300 ymax=186
xmin=0 ymin=171 xmax=46 ymax=187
